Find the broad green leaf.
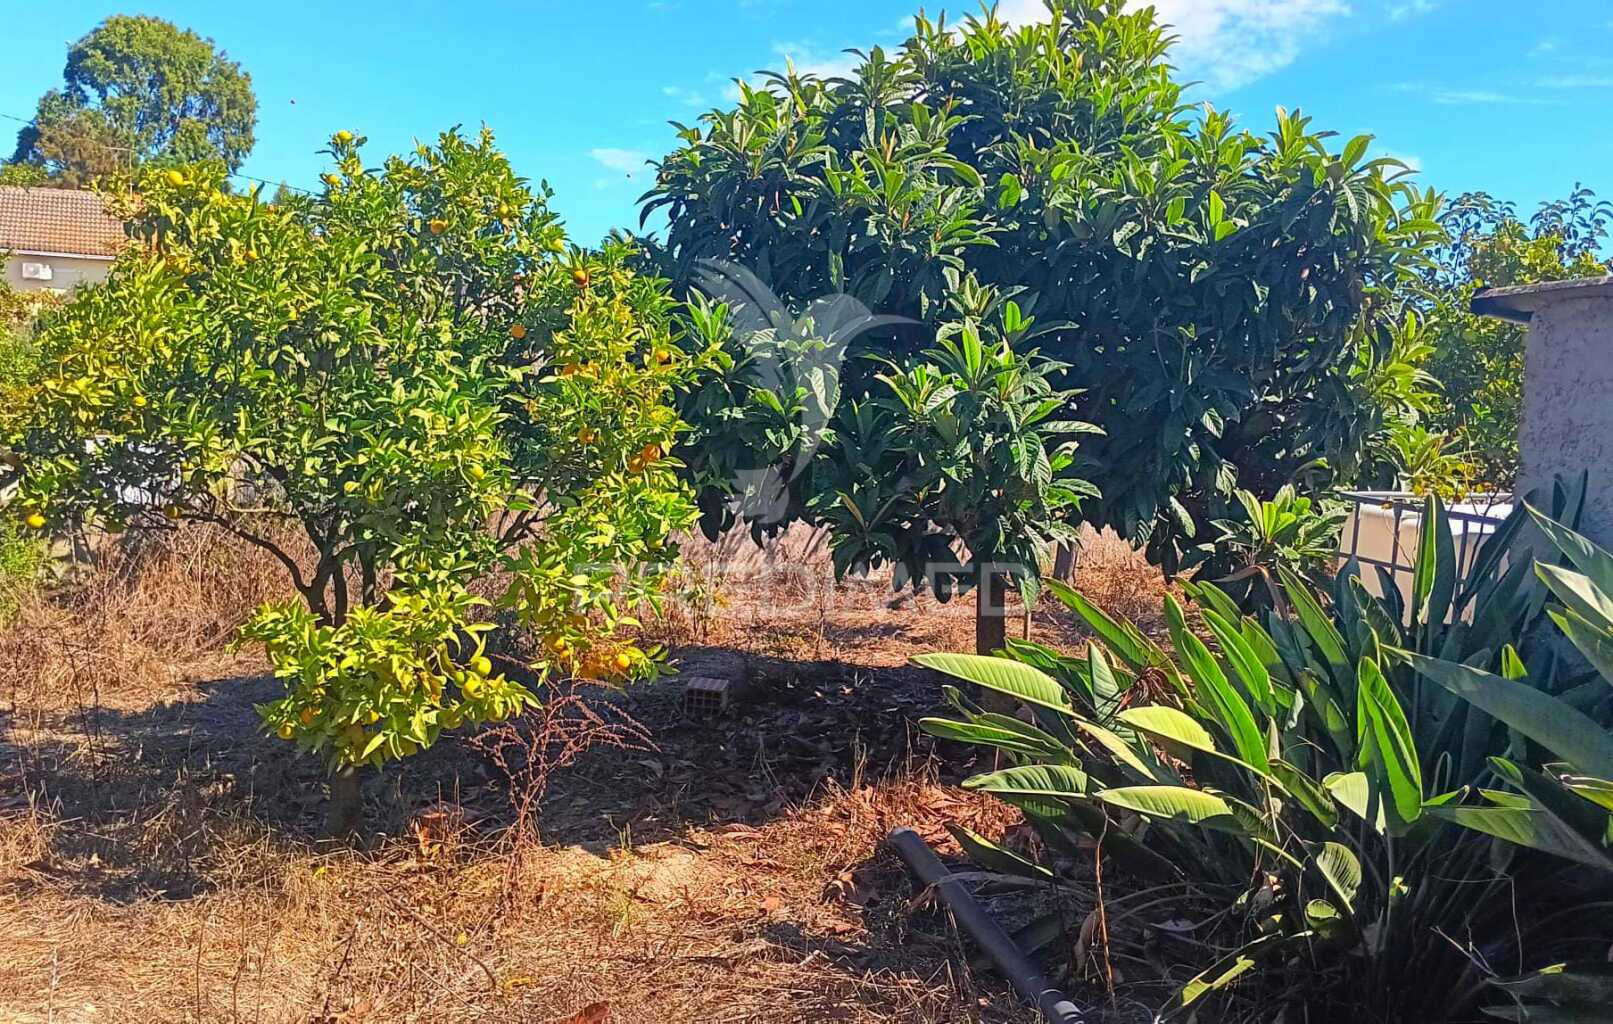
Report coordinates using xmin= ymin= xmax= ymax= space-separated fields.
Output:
xmin=1407 ymin=653 xmax=1613 ymax=778
xmin=963 ymin=763 xmax=1090 ymax=799
xmin=917 ymin=717 xmax=1070 ymax=761
xmin=1528 ymin=504 xmax=1613 ymax=600
xmin=1490 ymin=961 xmax=1613 ymax=1008
xmin=1296 ymin=668 xmax=1353 ymax=759
xmin=1279 ymin=567 xmax=1351 ymax=688
xmin=1563 ymin=775 xmax=1613 ymax=812
xmin=1087 ymin=643 xmax=1121 ymax=713
xmin=1201 ymin=607 xmax=1276 ymax=716
xmin=1313 ymin=840 xmax=1361 ymax=909
xmin=1413 ymin=494 xmax=1456 ymax=631
xmin=1271 ymin=759 xmax=1340 ymax=828
xmin=1356 ymin=658 xmax=1424 ymax=827
xmin=1071 ymin=718 xmax=1166 ymax=783
xmin=1428 ymin=802 xmax=1613 ymax=871
xmin=1097 ymin=785 xmax=1246 ymax=834
xmin=1548 ymin=607 xmax=1613 ymax=687
xmin=1116 ymin=705 xmax=1218 ymax=754
xmin=1536 ymin=563 xmax=1613 ymax=634
xmin=947 ymin=824 xmax=1055 ymax=881
xmin=1160 ymin=932 xmax=1287 ymax=1018
xmin=1048 ymin=581 xmax=1180 ymax=692
xmin=1304 ymin=898 xmax=1350 ymax=941
xmin=911 ymin=654 xmax=1072 ymax=716
xmin=1166 ymin=595 xmax=1269 ymax=771
xmin=1325 ymin=771 xmax=1387 ymax=833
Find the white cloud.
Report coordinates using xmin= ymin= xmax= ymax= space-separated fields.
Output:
xmin=1388 ymin=0 xmax=1435 ymax=19
xmin=589 ymin=147 xmax=652 ymax=189
xmin=1428 ymin=89 xmax=1554 ymax=106
xmin=1537 ymin=74 xmax=1613 ymax=89
xmin=708 ymin=0 xmax=1360 ymax=111
xmin=1528 ymin=39 xmax=1560 ymax=58
xmin=769 ymin=40 xmax=863 ymax=81
xmin=661 ymin=84 xmax=710 ymax=109
xmin=992 ymin=0 xmax=1354 ymax=93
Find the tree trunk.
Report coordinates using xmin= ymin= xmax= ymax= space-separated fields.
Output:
xmin=325 ymin=765 xmax=363 ymax=840
xmin=974 ymin=568 xmax=1016 ymax=720
xmin=974 ymin=567 xmax=1007 ymax=657
xmin=1052 ymin=541 xmax=1078 ymax=583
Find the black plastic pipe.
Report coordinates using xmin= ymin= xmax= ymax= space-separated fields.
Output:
xmin=888 ymin=826 xmax=1084 ymax=1024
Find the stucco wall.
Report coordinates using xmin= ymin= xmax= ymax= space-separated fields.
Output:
xmin=1516 ymin=292 xmax=1613 ymax=547
xmin=3 ymin=253 xmax=112 ymax=293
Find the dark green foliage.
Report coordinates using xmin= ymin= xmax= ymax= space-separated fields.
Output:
xmin=918 ymin=482 xmax=1612 ymax=1021
xmin=1417 ymin=186 xmax=1613 ymax=486
xmin=10 ymin=15 xmax=257 ymax=186
xmin=647 ymin=2 xmax=1442 ymax=574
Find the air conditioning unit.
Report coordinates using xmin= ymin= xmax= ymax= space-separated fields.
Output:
xmin=20 ymin=261 xmax=53 ymax=282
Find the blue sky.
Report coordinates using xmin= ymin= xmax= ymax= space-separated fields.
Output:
xmin=4 ymin=2 xmax=1612 ymax=243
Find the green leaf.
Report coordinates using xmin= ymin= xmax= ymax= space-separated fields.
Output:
xmin=1429 ymin=802 xmax=1613 ymax=871
xmin=1115 ymin=705 xmax=1217 ymax=754
xmin=1201 ymin=606 xmax=1276 ymax=716
xmin=1070 ymin=718 xmax=1167 ymax=783
xmin=1548 ymin=607 xmax=1613 ymax=687
xmin=1407 ymin=654 xmax=1613 ymax=778
xmin=1279 ymin=567 xmax=1352 ymax=688
xmin=1097 ymin=785 xmax=1247 ymax=834
xmin=1413 ymin=495 xmax=1456 ymax=630
xmin=963 ymin=763 xmax=1090 ymax=799
xmin=1356 ymin=658 xmax=1424 ymax=826
xmin=1160 ymin=932 xmax=1287 ymax=1018
xmin=917 ymin=717 xmax=1070 ymax=760
xmin=1166 ymin=595 xmax=1269 ymax=771
xmin=1528 ymin=504 xmax=1613 ymax=600
xmin=1271 ymin=758 xmax=1340 ymax=828
xmin=947 ymin=824 xmax=1056 ymax=881
xmin=1536 ymin=563 xmax=1613 ymax=634
xmin=1313 ymin=840 xmax=1361 ymax=909
xmin=1048 ymin=581 xmax=1179 ymax=691
xmin=1326 ymin=770 xmax=1387 ymax=832
xmin=1489 ymin=961 xmax=1613 ymax=1009
xmin=911 ymin=654 xmax=1072 ymax=716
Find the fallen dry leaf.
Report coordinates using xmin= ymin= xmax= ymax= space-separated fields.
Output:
xmin=560 ymin=1001 xmax=610 ymax=1024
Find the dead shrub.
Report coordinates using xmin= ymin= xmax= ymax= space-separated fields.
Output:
xmin=0 ymin=523 xmax=299 ymax=715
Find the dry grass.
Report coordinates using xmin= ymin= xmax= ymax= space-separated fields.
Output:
xmin=0 ymin=523 xmax=1172 ymax=1023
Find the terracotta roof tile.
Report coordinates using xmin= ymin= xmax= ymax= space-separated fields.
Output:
xmin=0 ymin=186 xmax=127 ymax=258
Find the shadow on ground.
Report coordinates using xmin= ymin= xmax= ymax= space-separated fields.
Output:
xmin=1 ymin=643 xmax=993 ymax=901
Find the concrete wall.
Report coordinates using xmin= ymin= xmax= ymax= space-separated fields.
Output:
xmin=1516 ymin=291 xmax=1613 ymax=547
xmin=3 ymin=252 xmax=112 ymax=293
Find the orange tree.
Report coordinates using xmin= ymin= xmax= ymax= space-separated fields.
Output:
xmin=0 ymin=128 xmax=697 ymax=832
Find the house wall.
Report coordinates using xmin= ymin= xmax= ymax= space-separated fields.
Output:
xmin=4 ymin=252 xmax=113 ymax=293
xmin=1516 ymin=291 xmax=1613 ymax=547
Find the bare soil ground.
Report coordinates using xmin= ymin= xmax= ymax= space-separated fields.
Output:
xmin=0 ymin=526 xmax=1167 ymax=1023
